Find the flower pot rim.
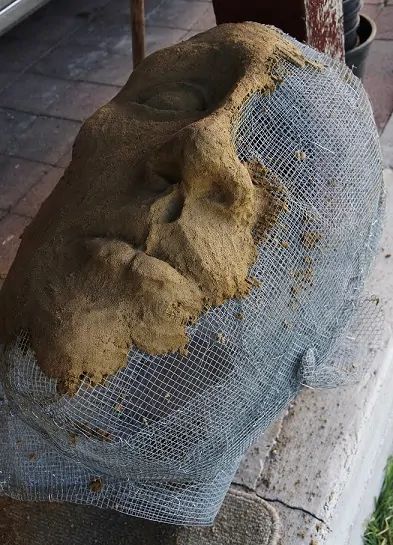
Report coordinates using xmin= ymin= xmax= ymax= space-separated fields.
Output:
xmin=347 ymin=13 xmax=377 ymax=53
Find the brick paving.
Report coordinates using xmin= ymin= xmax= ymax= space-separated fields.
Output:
xmin=0 ymin=0 xmax=392 ymax=286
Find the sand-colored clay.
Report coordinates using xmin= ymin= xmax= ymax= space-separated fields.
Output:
xmin=0 ymin=23 xmax=305 ymax=393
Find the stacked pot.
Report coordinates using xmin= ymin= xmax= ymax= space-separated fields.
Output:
xmin=344 ymin=0 xmax=377 ymax=79
xmin=343 ymin=0 xmax=361 ymax=50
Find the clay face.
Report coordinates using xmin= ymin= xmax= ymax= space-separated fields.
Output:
xmin=0 ymin=23 xmax=304 ymax=393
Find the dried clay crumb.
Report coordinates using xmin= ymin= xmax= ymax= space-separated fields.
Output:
xmin=216 ymin=332 xmax=226 ymax=344
xmin=295 ymin=150 xmax=307 ymax=161
xmin=293 ymin=267 xmax=314 ymax=286
xmin=179 ymin=346 xmax=189 ymax=358
xmin=302 ymin=231 xmax=322 ymax=249
xmin=77 ymin=423 xmax=112 ymax=442
xmin=248 ymin=277 xmax=261 ymax=288
xmin=89 ymin=478 xmax=103 ymax=493
xmin=290 ymin=285 xmax=302 ymax=296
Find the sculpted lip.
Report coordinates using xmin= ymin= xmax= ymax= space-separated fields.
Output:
xmin=0 ymin=24 xmax=305 ymax=394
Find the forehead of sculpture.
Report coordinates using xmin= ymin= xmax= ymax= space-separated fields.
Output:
xmin=116 ymin=23 xmax=305 ymax=120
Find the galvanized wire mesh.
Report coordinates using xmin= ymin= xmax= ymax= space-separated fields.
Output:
xmin=0 ymin=38 xmax=384 ymax=525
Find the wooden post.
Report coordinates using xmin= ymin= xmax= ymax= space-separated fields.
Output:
xmin=304 ymin=0 xmax=344 ymax=60
xmin=130 ymin=0 xmax=145 ymax=68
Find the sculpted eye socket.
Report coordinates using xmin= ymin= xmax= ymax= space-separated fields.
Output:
xmin=138 ymin=82 xmax=207 ymax=112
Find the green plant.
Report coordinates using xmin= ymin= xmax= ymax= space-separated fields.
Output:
xmin=364 ymin=457 xmax=393 ymax=545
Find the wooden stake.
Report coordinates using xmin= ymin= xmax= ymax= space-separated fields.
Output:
xmin=130 ymin=0 xmax=145 ymax=68
xmin=304 ymin=0 xmax=344 ymax=60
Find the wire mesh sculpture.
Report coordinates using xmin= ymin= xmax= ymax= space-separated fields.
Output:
xmin=0 ymin=23 xmax=384 ymax=525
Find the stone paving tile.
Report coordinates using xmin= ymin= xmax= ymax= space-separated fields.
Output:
xmin=80 ymin=53 xmax=133 ymax=86
xmin=375 ymin=6 xmax=393 ymax=40
xmin=31 ymin=44 xmax=132 ymax=86
xmin=189 ymin=1 xmax=216 ymax=30
xmin=43 ymin=0 xmax=112 ymax=17
xmin=0 ymin=73 xmax=118 ymax=121
xmin=147 ymin=0 xmax=212 ymax=30
xmin=145 ymin=26 xmax=189 ymax=54
xmin=5 ymin=14 xmax=85 ymax=45
xmin=0 ymin=109 xmax=81 ymax=164
xmin=70 ymin=12 xmax=188 ymax=56
xmin=31 ymin=45 xmax=110 ymax=80
xmin=13 ymin=167 xmax=64 ymax=218
xmin=0 ymin=109 xmax=35 ymax=152
xmin=364 ymin=40 xmax=393 ymax=132
xmin=0 ymin=155 xmax=52 ymax=211
xmin=0 ymin=37 xmax=51 ymax=73
xmin=101 ymin=0 xmax=165 ymax=17
xmin=0 ymin=74 xmax=70 ymax=116
xmin=0 ymin=72 xmax=20 ymax=94
xmin=70 ymin=11 xmax=132 ymax=54
xmin=0 ymin=213 xmax=30 ymax=278
xmin=361 ymin=3 xmax=383 ymax=21
xmin=144 ymin=0 xmax=167 ymax=14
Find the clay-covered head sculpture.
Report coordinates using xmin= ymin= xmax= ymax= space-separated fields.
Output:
xmin=0 ymin=23 xmax=303 ymax=394
xmin=0 ymin=23 xmax=384 ymax=525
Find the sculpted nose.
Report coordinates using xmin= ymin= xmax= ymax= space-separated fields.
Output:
xmin=148 ymin=120 xmax=255 ymax=225
xmin=145 ymin=117 xmax=258 ymax=309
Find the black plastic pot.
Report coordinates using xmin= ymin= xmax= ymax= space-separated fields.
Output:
xmin=343 ymin=0 xmax=361 ymax=29
xmin=344 ymin=17 xmax=360 ymax=50
xmin=343 ymin=0 xmax=361 ymax=50
xmin=345 ymin=13 xmax=377 ymax=80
